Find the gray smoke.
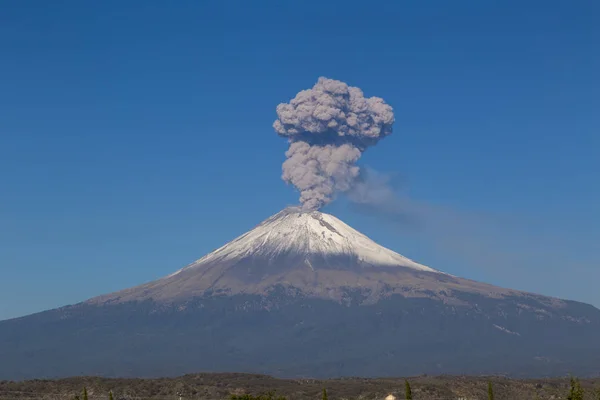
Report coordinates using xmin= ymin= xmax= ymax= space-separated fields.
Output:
xmin=274 ymin=77 xmax=394 ymax=211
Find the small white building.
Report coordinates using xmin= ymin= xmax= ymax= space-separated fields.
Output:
xmin=385 ymin=395 xmax=397 ymax=400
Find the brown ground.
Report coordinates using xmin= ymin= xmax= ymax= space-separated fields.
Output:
xmin=1 ymin=373 xmax=600 ymax=400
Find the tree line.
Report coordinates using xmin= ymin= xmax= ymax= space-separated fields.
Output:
xmin=227 ymin=378 xmax=600 ymax=400
xmin=71 ymin=377 xmax=600 ymax=400
xmin=486 ymin=376 xmax=599 ymax=400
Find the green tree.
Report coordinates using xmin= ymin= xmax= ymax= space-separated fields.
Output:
xmin=109 ymin=391 xmax=114 ymax=400
xmin=322 ymin=388 xmax=328 ymax=400
xmin=488 ymin=381 xmax=494 ymax=400
xmin=405 ymin=380 xmax=412 ymax=400
xmin=567 ymin=377 xmax=584 ymax=400
xmin=82 ymin=387 xmax=88 ymax=400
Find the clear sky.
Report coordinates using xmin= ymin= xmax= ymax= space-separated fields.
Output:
xmin=1 ymin=0 xmax=598 ymax=321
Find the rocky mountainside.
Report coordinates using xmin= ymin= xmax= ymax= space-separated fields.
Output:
xmin=0 ymin=208 xmax=599 ymax=380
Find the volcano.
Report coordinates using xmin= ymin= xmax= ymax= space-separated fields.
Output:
xmin=1 ymin=208 xmax=599 ymax=380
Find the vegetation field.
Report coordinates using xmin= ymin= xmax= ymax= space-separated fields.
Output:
xmin=1 ymin=373 xmax=600 ymax=400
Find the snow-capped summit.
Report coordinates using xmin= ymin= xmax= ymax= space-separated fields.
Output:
xmin=91 ymin=208 xmax=512 ymax=305
xmin=178 ymin=206 xmax=438 ymax=275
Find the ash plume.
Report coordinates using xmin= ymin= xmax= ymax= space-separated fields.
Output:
xmin=274 ymin=77 xmax=395 ymax=211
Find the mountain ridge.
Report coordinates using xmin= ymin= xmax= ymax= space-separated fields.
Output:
xmin=88 ymin=207 xmax=533 ymax=306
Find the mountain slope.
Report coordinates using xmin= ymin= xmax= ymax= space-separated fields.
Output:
xmin=90 ymin=207 xmax=518 ymax=305
xmin=1 ymin=208 xmax=599 ymax=380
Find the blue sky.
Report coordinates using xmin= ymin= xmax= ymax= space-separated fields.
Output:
xmin=1 ymin=0 xmax=598 ymax=320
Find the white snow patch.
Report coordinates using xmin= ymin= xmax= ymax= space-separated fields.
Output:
xmin=175 ymin=207 xmax=442 ymax=275
xmin=493 ymin=324 xmax=521 ymax=336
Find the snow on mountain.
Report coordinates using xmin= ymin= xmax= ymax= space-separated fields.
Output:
xmin=90 ymin=207 xmax=530 ymax=306
xmin=173 ymin=206 xmax=439 ymax=276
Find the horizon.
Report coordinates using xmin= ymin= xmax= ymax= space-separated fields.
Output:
xmin=1 ymin=0 xmax=599 ymax=321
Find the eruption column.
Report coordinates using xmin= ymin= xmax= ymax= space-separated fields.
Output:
xmin=274 ymin=77 xmax=395 ymax=211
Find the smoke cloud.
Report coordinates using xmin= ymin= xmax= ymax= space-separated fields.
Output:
xmin=274 ymin=77 xmax=394 ymax=211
